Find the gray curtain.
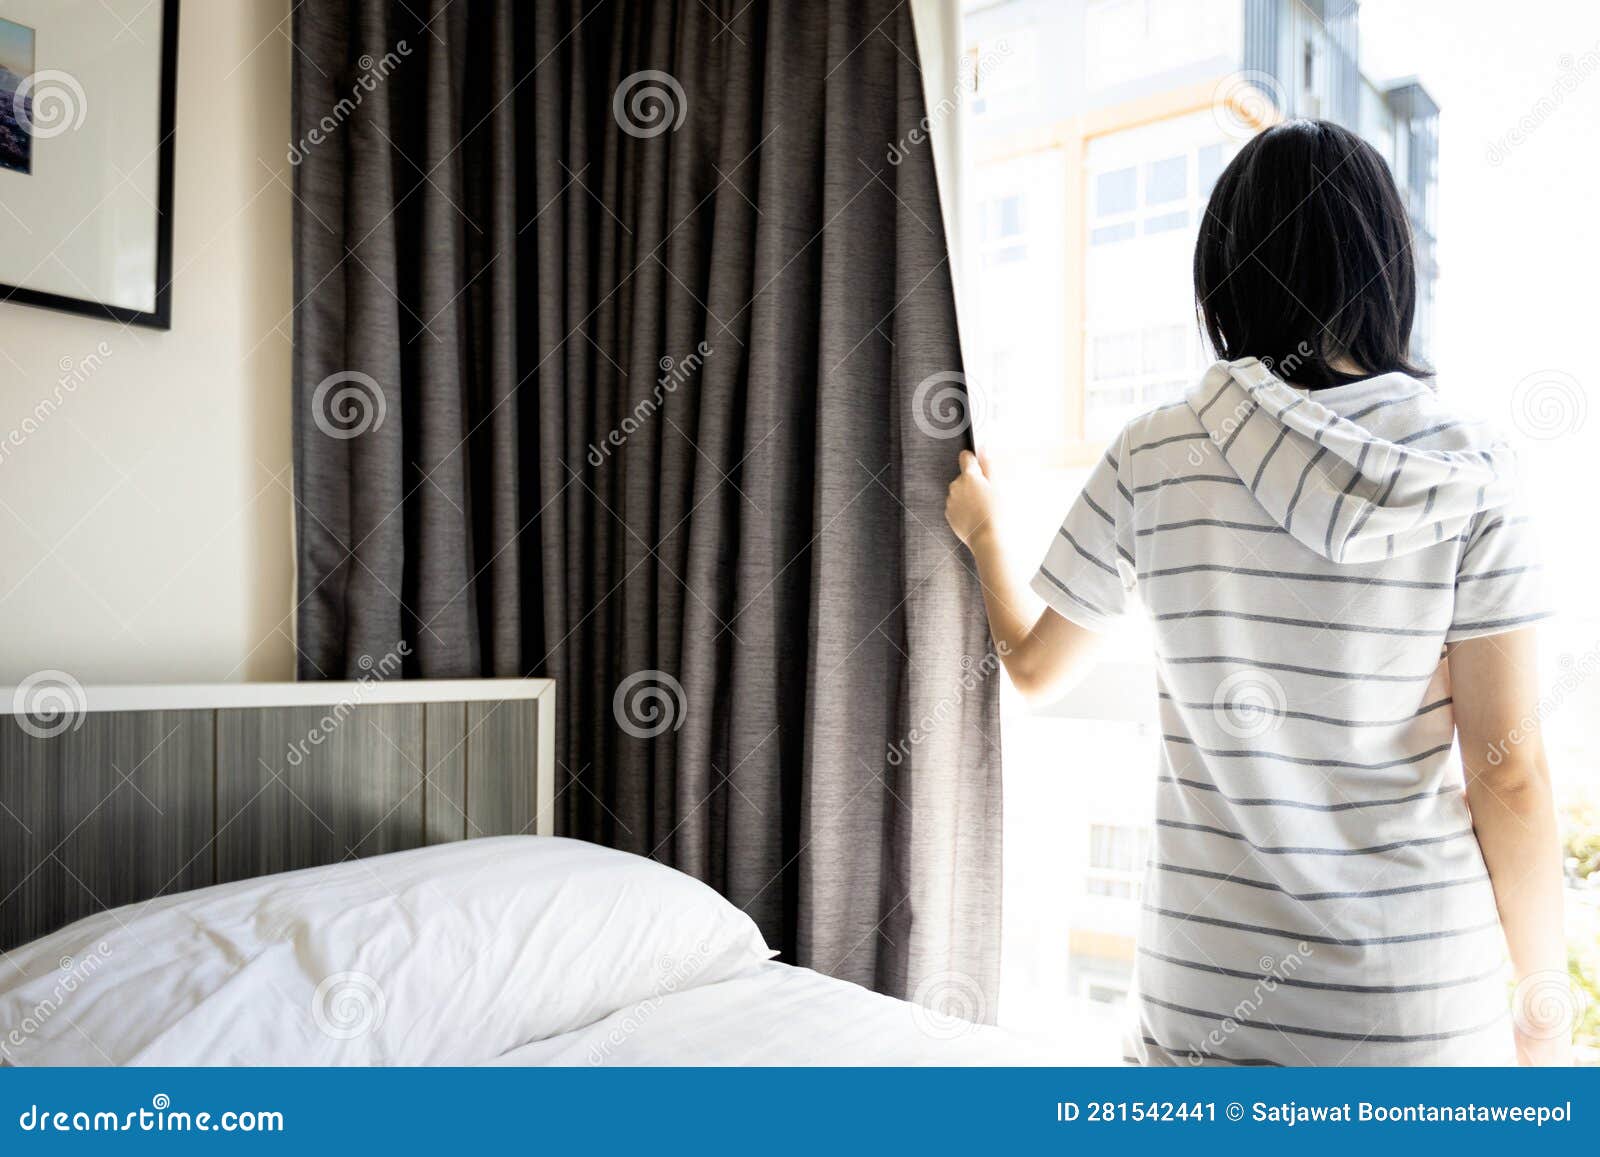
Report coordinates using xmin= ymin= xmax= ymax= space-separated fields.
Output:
xmin=292 ymin=0 xmax=1001 ymax=1008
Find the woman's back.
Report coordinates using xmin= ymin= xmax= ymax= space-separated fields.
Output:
xmin=1031 ymin=357 xmax=1547 ymax=1065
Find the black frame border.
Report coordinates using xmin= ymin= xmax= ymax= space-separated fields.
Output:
xmin=0 ymin=0 xmax=179 ymax=331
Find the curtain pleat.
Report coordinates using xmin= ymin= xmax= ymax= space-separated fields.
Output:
xmin=293 ymin=0 xmax=1001 ymax=1011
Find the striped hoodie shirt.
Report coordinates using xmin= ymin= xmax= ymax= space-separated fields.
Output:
xmin=1031 ymin=357 xmax=1549 ymax=1067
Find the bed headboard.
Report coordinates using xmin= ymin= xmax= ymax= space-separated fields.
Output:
xmin=0 ymin=679 xmax=555 ymax=950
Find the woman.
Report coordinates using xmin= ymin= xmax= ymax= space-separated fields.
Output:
xmin=945 ymin=120 xmax=1568 ymax=1066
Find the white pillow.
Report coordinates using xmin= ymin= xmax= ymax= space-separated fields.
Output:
xmin=0 ymin=836 xmax=773 ymax=1065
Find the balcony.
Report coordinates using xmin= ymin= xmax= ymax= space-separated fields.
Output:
xmin=1242 ymin=0 xmax=1361 ymax=123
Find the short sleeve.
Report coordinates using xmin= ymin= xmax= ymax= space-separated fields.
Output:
xmin=1029 ymin=430 xmax=1137 ymax=632
xmin=1446 ymin=503 xmax=1551 ymax=642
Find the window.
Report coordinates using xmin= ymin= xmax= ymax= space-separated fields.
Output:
xmin=1142 ymin=380 xmax=1184 ymax=406
xmin=1086 ymin=326 xmax=1197 ymax=440
xmin=1090 ymin=331 xmax=1141 ymax=380
xmin=1083 ymin=0 xmax=1241 ymax=91
xmin=1144 ymin=155 xmax=1186 ymax=204
xmin=959 ymin=0 xmax=1599 ymax=1066
xmin=1090 ymin=222 xmax=1135 ymax=245
xmin=977 ymin=193 xmax=1029 ymax=267
xmin=1087 ymin=824 xmax=1149 ymax=901
xmin=1082 ymin=120 xmax=1227 ymax=435
xmin=979 ymin=194 xmax=1024 ymax=242
xmin=962 ymin=29 xmax=1037 ymax=121
xmin=997 ymin=195 xmax=1022 ymax=237
xmin=1095 ymin=167 xmax=1137 ymax=216
xmin=1088 ymin=144 xmax=1221 ymax=245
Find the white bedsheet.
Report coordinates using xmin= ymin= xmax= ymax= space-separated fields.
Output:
xmin=2 ymin=835 xmax=1111 ymax=1066
xmin=492 ymin=961 xmax=1102 ymax=1066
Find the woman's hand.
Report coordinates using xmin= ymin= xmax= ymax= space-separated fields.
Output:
xmin=1515 ymin=1027 xmax=1574 ymax=1067
xmin=944 ymin=449 xmax=998 ymax=549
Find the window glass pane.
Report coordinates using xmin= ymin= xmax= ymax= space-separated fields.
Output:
xmin=1088 ymin=384 xmax=1137 ymax=408
xmin=1086 ymin=878 xmax=1133 ymax=899
xmin=1094 ymin=166 xmax=1136 ymax=216
xmin=1090 ymin=222 xmax=1135 ymax=245
xmin=1142 ymin=209 xmax=1188 ymax=234
xmin=1145 ymin=155 xmax=1187 ymax=204
xmin=1091 ymin=332 xmax=1141 ymax=379
xmin=1089 ymin=825 xmax=1109 ymax=865
xmin=1111 ymin=829 xmax=1132 ymax=871
xmin=1145 ymin=326 xmax=1188 ymax=373
xmin=996 ymin=194 xmax=1023 ymax=237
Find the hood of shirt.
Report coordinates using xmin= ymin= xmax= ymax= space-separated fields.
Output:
xmin=1184 ymin=357 xmax=1515 ymax=564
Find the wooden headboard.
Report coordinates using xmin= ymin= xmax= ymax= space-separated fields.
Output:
xmin=0 ymin=679 xmax=555 ymax=950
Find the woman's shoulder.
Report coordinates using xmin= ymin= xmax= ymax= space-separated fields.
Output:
xmin=1354 ymin=380 xmax=1508 ymax=454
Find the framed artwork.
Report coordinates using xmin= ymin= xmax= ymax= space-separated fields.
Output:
xmin=0 ymin=0 xmax=178 ymax=329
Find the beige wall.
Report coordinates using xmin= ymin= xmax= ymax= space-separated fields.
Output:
xmin=0 ymin=0 xmax=294 ymax=682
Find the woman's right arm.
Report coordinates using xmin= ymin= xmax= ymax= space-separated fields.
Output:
xmin=944 ymin=449 xmax=1103 ymax=701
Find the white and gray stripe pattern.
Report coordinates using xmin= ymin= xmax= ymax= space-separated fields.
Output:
xmin=1032 ymin=358 xmax=1549 ymax=1066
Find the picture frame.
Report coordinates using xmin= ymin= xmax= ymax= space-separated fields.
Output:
xmin=0 ymin=0 xmax=179 ymax=330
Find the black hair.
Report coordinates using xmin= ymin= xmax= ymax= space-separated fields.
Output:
xmin=1193 ymin=118 xmax=1430 ymax=390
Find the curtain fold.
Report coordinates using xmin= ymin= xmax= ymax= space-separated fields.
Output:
xmin=292 ymin=0 xmax=1001 ymax=1010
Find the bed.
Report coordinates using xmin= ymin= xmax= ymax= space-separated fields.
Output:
xmin=0 ymin=679 xmax=1066 ymax=1066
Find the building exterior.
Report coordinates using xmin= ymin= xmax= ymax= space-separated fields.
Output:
xmin=962 ymin=0 xmax=1439 ymax=464
xmin=962 ymin=0 xmax=1442 ymax=1020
